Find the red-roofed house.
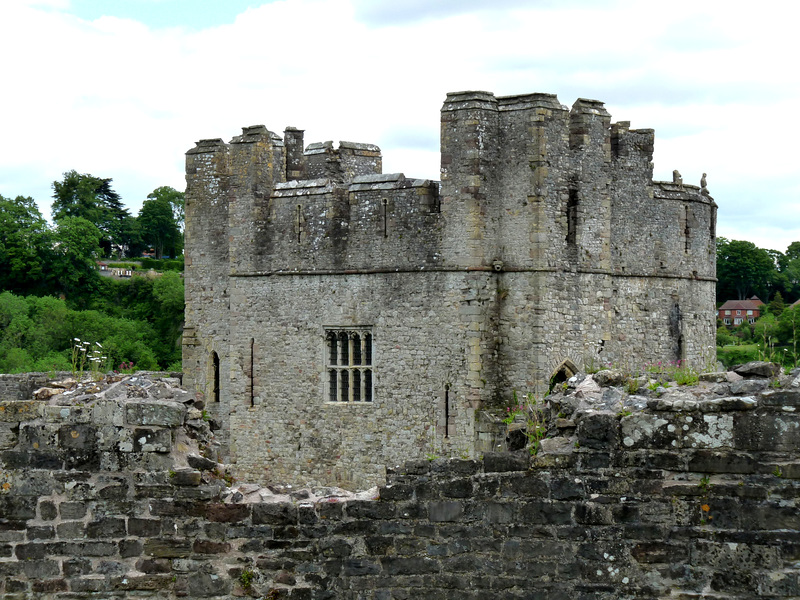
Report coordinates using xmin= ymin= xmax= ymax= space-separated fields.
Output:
xmin=718 ymin=296 xmax=765 ymax=326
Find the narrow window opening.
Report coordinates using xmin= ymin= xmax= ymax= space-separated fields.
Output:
xmin=212 ymin=351 xmax=220 ymax=403
xmin=296 ymin=204 xmax=302 ymax=243
xmin=566 ymin=188 xmax=578 ymax=246
xmin=444 ymin=385 xmax=450 ymax=438
xmin=249 ymin=338 xmax=254 ymax=407
xmin=364 ymin=334 xmax=372 ymax=366
xmin=382 ymin=197 xmax=388 ymax=238
xmin=710 ymin=206 xmax=716 ymax=239
xmin=684 ymin=205 xmax=691 ymax=253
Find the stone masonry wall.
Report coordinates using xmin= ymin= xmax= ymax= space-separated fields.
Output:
xmin=2 ymin=373 xmax=800 ymax=598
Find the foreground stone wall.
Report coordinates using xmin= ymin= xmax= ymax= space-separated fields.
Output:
xmin=2 ymin=373 xmax=800 ymax=598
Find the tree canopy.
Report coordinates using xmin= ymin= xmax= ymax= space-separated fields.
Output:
xmin=716 ymin=237 xmax=776 ymax=301
xmin=52 ymin=170 xmax=135 ymax=256
xmin=138 ymin=194 xmax=181 ymax=259
xmin=0 ymin=194 xmax=50 ymax=294
xmin=148 ymin=186 xmax=185 ymax=233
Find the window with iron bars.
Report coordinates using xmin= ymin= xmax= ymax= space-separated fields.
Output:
xmin=326 ymin=328 xmax=373 ymax=403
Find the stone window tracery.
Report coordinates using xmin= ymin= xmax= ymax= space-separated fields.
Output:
xmin=326 ymin=328 xmax=373 ymax=403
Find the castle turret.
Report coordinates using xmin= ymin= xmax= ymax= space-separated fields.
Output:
xmin=183 ymin=138 xmax=231 ymax=452
xmin=568 ymin=98 xmax=612 ymax=271
xmin=228 ymin=125 xmax=285 ymax=274
xmin=440 ymin=91 xmax=500 ymax=268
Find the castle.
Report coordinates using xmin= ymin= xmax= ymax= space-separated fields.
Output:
xmin=182 ymin=90 xmax=717 ymax=488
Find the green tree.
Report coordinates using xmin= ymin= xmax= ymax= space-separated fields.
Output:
xmin=778 ymin=304 xmax=800 ymax=367
xmin=152 ymin=271 xmax=185 ymax=366
xmin=148 ymin=186 xmax=185 ymax=233
xmin=52 ymin=170 xmax=132 ymax=256
xmin=754 ymin=314 xmax=779 ymax=361
xmin=0 ymin=194 xmax=50 ymax=294
xmin=49 ymin=216 xmax=102 ymax=301
xmin=769 ymin=291 xmax=786 ymax=317
xmin=716 ymin=238 xmax=776 ymax=301
xmin=138 ymin=196 xmax=180 ymax=259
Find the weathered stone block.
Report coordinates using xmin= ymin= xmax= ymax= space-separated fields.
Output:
xmin=734 ymin=361 xmax=780 ymax=378
xmin=31 ymin=579 xmax=68 ymax=593
xmin=136 ymin=558 xmax=172 ymax=573
xmin=27 ymin=525 xmax=55 ymax=539
xmin=577 ymin=413 xmax=620 ymax=450
xmin=59 ymin=501 xmax=87 ymax=519
xmin=125 ymin=401 xmax=185 ymax=427
xmin=187 ymin=454 xmax=217 ymax=470
xmin=132 ymin=428 xmax=172 ymax=453
xmin=143 ymin=538 xmax=192 ymax=558
xmin=68 ymin=576 xmax=107 ymax=592
xmin=86 ymin=517 xmax=126 ymax=538
xmin=204 ymin=503 xmax=250 ymax=523
xmin=0 ymin=401 xmax=42 ymax=423
xmin=119 ymin=538 xmax=144 ymax=558
xmin=0 ymin=496 xmax=36 ymax=521
xmin=193 ymin=538 xmax=231 ymax=553
xmin=171 ymin=469 xmax=201 ymax=486
xmin=428 ymin=501 xmax=463 ymax=522
xmin=0 ymin=422 xmax=17 ymax=449
xmin=186 ymin=571 xmax=232 ymax=597
xmin=117 ymin=574 xmax=175 ymax=591
xmin=128 ymin=518 xmax=161 ymax=537
xmin=688 ymin=450 xmax=756 ymax=474
xmin=253 ymin=503 xmax=297 ymax=526
xmin=346 ymin=500 xmax=396 ymax=520
xmin=56 ymin=521 xmax=86 ymax=539
xmin=15 ymin=542 xmax=47 ymax=560
xmin=519 ymin=500 xmax=573 ymax=525
xmin=39 ymin=500 xmax=57 ymax=521
xmin=380 ymin=556 xmax=439 ymax=575
xmin=49 ymin=541 xmax=117 ymax=557
xmin=483 ymin=451 xmax=528 ymax=472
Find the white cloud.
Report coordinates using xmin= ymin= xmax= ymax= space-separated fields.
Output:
xmin=0 ymin=0 xmax=797 ymax=257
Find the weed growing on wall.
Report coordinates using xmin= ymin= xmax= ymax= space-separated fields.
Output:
xmin=88 ymin=342 xmax=109 ymax=380
xmin=71 ymin=338 xmax=110 ymax=381
xmin=504 ymin=391 xmax=547 ymax=455
xmin=71 ymin=339 xmax=89 ymax=380
xmin=645 ymin=359 xmax=699 ymax=386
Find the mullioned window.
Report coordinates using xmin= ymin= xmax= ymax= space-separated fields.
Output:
xmin=326 ymin=328 xmax=373 ymax=403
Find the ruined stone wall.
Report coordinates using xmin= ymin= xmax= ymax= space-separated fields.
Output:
xmin=2 ymin=381 xmax=800 ymax=599
xmin=0 ymin=373 xmax=56 ymax=402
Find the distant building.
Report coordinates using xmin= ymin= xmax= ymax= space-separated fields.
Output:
xmin=718 ymin=296 xmax=764 ymax=326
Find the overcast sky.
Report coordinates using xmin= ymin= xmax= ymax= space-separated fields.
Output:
xmin=1 ymin=0 xmax=797 ymax=252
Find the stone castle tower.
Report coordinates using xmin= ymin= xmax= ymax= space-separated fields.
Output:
xmin=182 ymin=91 xmax=717 ymax=488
